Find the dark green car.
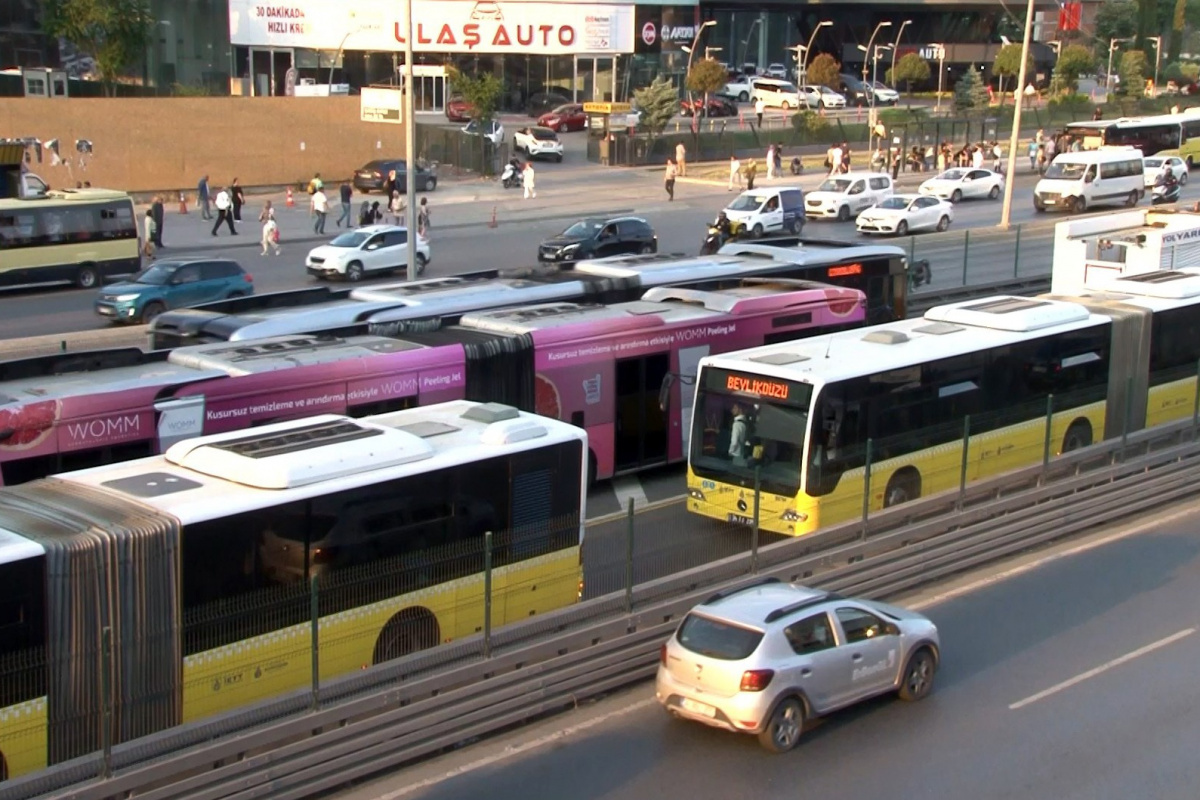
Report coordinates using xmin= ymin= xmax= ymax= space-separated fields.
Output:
xmin=94 ymin=258 xmax=254 ymax=324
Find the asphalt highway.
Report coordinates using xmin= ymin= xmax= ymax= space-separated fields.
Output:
xmin=332 ymin=499 xmax=1200 ymax=800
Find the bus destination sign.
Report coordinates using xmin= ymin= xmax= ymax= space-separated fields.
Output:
xmin=726 ymin=374 xmax=790 ymax=400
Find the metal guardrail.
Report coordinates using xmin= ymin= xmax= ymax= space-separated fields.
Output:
xmin=11 ymin=417 xmax=1200 ymax=800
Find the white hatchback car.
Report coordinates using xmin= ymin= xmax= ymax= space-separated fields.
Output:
xmin=799 ymin=85 xmax=847 ymax=109
xmin=919 ymin=168 xmax=1005 ymax=202
xmin=1142 ymin=155 xmax=1189 ymax=187
xmin=462 ymin=119 xmax=505 ymax=145
xmin=765 ymin=63 xmax=790 ymax=79
xmin=857 ymin=193 xmax=954 ymax=236
xmin=306 ymin=225 xmax=431 ymax=282
xmin=805 ymin=172 xmax=894 ymax=221
xmin=657 ymin=579 xmax=940 ymax=753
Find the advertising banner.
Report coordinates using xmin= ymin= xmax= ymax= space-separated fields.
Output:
xmin=229 ymin=0 xmax=635 ymax=54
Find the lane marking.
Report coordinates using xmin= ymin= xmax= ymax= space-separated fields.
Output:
xmin=610 ymin=475 xmax=649 ymax=511
xmin=373 ymin=698 xmax=657 ymax=800
xmin=1009 ymin=628 xmax=1195 ymax=710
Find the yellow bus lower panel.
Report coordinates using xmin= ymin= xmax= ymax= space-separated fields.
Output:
xmin=0 ymin=697 xmax=48 ymax=779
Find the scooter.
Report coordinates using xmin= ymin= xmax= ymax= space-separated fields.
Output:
xmin=908 ymin=259 xmax=932 ymax=289
xmin=699 ymin=220 xmax=745 ymax=255
xmin=1152 ymin=180 xmax=1181 ymax=205
xmin=500 ymin=161 xmax=523 ymax=189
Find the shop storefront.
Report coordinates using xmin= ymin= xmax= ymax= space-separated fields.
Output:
xmin=226 ymin=0 xmax=691 ymax=111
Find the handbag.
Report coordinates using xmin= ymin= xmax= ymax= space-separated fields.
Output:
xmin=272 ymin=228 xmax=280 ymax=243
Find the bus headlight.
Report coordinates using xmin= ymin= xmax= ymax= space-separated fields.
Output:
xmin=688 ymin=488 xmax=706 ymax=501
xmin=780 ymin=509 xmax=806 ymax=523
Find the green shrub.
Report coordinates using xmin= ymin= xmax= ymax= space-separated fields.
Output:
xmin=1047 ymin=93 xmax=1094 ymax=116
xmin=792 ymin=110 xmax=832 ymax=137
xmin=878 ymin=107 xmax=928 ymax=126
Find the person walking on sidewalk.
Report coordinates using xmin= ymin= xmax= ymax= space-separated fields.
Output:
xmin=664 ymin=158 xmax=677 ymax=201
xmin=755 ymin=97 xmax=765 ymax=127
xmin=336 ymin=182 xmax=353 ymax=227
xmin=766 ymin=144 xmax=776 ymax=179
xmin=389 ymin=190 xmax=406 ymax=225
xmin=417 ymin=197 xmax=431 ymax=237
xmin=142 ymin=209 xmax=157 ymax=261
xmin=258 ymin=199 xmax=276 ymax=224
xmin=728 ymin=154 xmax=742 ymax=191
xmin=211 ymin=187 xmax=237 ymax=236
xmin=773 ymin=143 xmax=783 ymax=180
xmin=311 ymin=186 xmax=329 ymax=234
xmin=260 ymin=209 xmax=281 ymax=256
xmin=992 ymin=141 xmax=1003 ymax=172
xmin=744 ymin=158 xmax=758 ymax=190
xmin=197 ymin=174 xmax=212 ymax=220
xmin=231 ymin=178 xmax=245 ymax=222
xmin=675 ymin=142 xmax=687 ymax=176
xmin=522 ymin=162 xmax=537 ymax=199
xmin=150 ymin=195 xmax=166 ymax=249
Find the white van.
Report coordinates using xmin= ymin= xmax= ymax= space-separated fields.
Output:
xmin=723 ymin=187 xmax=806 ymax=236
xmin=751 ymin=78 xmax=804 ymax=111
xmin=804 ymin=172 xmax=894 ymax=221
xmin=1034 ymin=148 xmax=1145 ymax=213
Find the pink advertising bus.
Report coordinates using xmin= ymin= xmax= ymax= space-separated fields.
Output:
xmin=0 ymin=281 xmax=865 ymax=486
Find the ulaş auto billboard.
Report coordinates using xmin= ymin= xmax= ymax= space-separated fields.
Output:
xmin=229 ymin=0 xmax=636 ymax=54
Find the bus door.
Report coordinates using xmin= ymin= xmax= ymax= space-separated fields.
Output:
xmin=677 ymin=346 xmax=710 ymax=458
xmin=614 ymin=353 xmax=669 ymax=471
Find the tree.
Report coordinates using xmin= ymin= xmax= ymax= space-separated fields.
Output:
xmin=632 ymin=75 xmax=679 ymax=140
xmin=686 ymin=58 xmax=729 ymax=116
xmin=954 ymin=65 xmax=989 ymax=112
xmin=1119 ymin=49 xmax=1148 ymax=96
xmin=993 ymin=43 xmax=1031 ymax=98
xmin=447 ymin=67 xmax=504 ymax=173
xmin=887 ymin=53 xmax=931 ymax=96
xmin=807 ymin=53 xmax=840 ymax=90
xmin=43 ymin=0 xmax=153 ymax=96
xmin=1170 ymin=0 xmax=1186 ymax=62
xmin=1094 ymin=0 xmax=1138 ymax=50
xmin=1052 ymin=44 xmax=1097 ymax=92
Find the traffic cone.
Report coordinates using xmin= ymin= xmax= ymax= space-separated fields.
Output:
xmin=178 ymin=191 xmax=188 ymax=214
xmin=488 ymin=206 xmax=497 ymax=228
xmin=286 ymin=187 xmax=294 ymax=208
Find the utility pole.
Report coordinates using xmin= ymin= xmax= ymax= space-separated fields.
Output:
xmin=999 ymin=0 xmax=1035 ymax=229
xmin=403 ymin=0 xmax=417 ymax=280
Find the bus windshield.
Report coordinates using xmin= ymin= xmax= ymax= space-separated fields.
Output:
xmin=689 ymin=366 xmax=814 ymax=496
xmin=1044 ymin=161 xmax=1087 ymax=180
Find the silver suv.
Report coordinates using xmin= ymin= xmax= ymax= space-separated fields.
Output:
xmin=656 ymin=579 xmax=940 ymax=752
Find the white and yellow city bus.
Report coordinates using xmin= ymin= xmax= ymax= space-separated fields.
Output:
xmin=0 ymin=188 xmax=140 ymax=289
xmin=686 ymin=274 xmax=1200 ymax=536
xmin=0 ymin=400 xmax=586 ymax=780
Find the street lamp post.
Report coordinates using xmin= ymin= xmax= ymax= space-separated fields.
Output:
xmin=799 ymin=20 xmax=833 ymax=87
xmin=402 ymin=0 xmax=417 ymax=280
xmin=1107 ymin=37 xmax=1134 ymax=93
xmin=862 ymin=21 xmax=892 ymax=114
xmin=928 ymin=42 xmax=946 ymax=114
xmin=1148 ymin=36 xmax=1162 ymax=97
xmin=684 ymin=20 xmax=717 ymax=132
xmin=738 ymin=18 xmax=762 ymax=73
xmin=999 ymin=0 xmax=1035 ymax=229
xmin=890 ymin=19 xmax=912 ymax=91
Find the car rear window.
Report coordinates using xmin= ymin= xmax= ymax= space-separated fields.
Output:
xmin=677 ymin=613 xmax=764 ymax=660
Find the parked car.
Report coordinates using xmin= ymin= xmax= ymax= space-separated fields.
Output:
xmin=1142 ymin=155 xmax=1189 ymax=187
xmin=537 ymin=216 xmax=657 ymax=263
xmin=856 ymin=194 xmax=954 ymax=236
xmin=870 ymin=80 xmax=900 ymax=104
xmin=528 ymin=91 xmax=572 ymax=117
xmin=306 ymin=225 xmax=431 ymax=282
xmin=462 ymin=119 xmax=504 ymax=145
xmin=799 ymin=84 xmax=846 ymax=109
xmin=656 ymin=579 xmax=940 ymax=753
xmin=723 ymin=77 xmax=754 ymax=102
xmin=838 ymin=73 xmax=873 ymax=106
xmin=919 ymin=168 xmax=1005 ymax=201
xmin=445 ymin=96 xmax=473 ymax=122
xmin=95 ymin=258 xmax=253 ymax=324
xmin=752 ymin=78 xmax=804 ymax=110
xmin=805 ymin=172 xmax=894 ymax=221
xmin=537 ymin=103 xmax=588 ymax=132
xmin=513 ymin=126 xmax=564 ymax=161
xmin=765 ymin=63 xmax=790 ymax=79
xmin=353 ymin=159 xmax=438 ymax=193
xmin=681 ymin=95 xmax=739 ymax=118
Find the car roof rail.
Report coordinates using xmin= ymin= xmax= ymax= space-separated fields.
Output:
xmin=701 ymin=576 xmax=781 ymax=606
xmin=763 ymin=592 xmax=842 ymax=624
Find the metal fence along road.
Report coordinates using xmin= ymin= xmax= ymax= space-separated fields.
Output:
xmin=9 ymin=390 xmax=1200 ymax=800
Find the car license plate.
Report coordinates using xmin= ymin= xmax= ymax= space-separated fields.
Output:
xmin=96 ymin=306 xmax=114 ymax=316
xmin=1044 ymin=198 xmax=1056 ymax=205
xmin=726 ymin=513 xmax=754 ymax=525
xmin=680 ymin=698 xmax=717 ymax=718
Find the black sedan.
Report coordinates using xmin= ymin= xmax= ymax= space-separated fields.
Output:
xmin=352 ymin=159 xmax=438 ymax=194
xmin=537 ymin=216 xmax=657 ymax=263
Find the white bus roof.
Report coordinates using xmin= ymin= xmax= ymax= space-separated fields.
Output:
xmin=0 ymin=187 xmax=131 ymax=208
xmin=1054 ymin=268 xmax=1200 ymax=310
xmin=55 ymin=401 xmax=587 ymax=525
xmin=0 ymin=357 xmax=224 ymax=406
xmin=699 ymin=295 xmax=1110 ymax=387
xmin=0 ymin=526 xmax=45 ymax=565
xmin=168 ymin=334 xmax=428 ymax=375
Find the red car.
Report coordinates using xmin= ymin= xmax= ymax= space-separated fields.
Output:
xmin=446 ymin=96 xmax=473 ymax=122
xmin=537 ymin=103 xmax=587 ymax=132
xmin=681 ymin=96 xmax=738 ymax=118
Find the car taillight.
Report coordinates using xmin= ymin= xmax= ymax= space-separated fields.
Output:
xmin=739 ymin=669 xmax=775 ymax=692
xmin=311 ymin=546 xmax=338 ymax=564
xmin=660 ymin=643 xmax=668 ymax=666
xmin=244 ymin=273 xmax=253 ymax=282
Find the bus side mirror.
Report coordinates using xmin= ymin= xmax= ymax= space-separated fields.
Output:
xmin=658 ymin=373 xmax=675 ymax=413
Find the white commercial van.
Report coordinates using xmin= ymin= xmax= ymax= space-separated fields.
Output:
xmin=1034 ymin=147 xmax=1145 ymax=213
xmin=750 ymin=78 xmax=804 ymax=110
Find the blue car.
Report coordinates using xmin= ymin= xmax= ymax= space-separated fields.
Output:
xmin=94 ymin=258 xmax=254 ymax=324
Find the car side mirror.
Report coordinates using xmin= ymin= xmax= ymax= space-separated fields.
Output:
xmin=366 ymin=243 xmax=379 ymax=250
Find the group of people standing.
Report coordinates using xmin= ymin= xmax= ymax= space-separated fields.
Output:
xmin=197 ymin=175 xmax=245 ymax=237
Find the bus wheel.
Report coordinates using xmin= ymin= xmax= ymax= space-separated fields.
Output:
xmin=1062 ymin=421 xmax=1093 ymax=453
xmin=75 ymin=264 xmax=99 ymax=289
xmin=586 ymin=450 xmax=598 ymax=489
xmin=883 ymin=469 xmax=921 ymax=508
xmin=1 ymin=750 xmax=8 ymax=781
xmin=372 ymin=607 xmax=440 ymax=665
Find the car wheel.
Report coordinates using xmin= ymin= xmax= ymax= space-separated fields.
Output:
xmin=739 ymin=91 xmax=749 ymax=102
xmin=140 ymin=301 xmax=166 ymax=324
xmin=1126 ymin=191 xmax=1139 ymax=208
xmin=75 ymin=264 xmax=99 ymax=289
xmin=558 ymin=123 xmax=568 ymax=133
xmin=1188 ymin=155 xmax=1195 ymax=169
xmin=786 ymin=218 xmax=801 ymax=234
xmin=639 ymin=244 xmax=655 ymax=254
xmin=1070 ymin=196 xmax=1086 ymax=213
xmin=897 ymin=648 xmax=936 ymax=702
xmin=950 ymin=189 xmax=963 ymax=203
xmin=415 ymin=253 xmax=428 ymax=276
xmin=837 ymin=205 xmax=850 ymax=222
xmin=346 ymin=262 xmax=365 ymax=282
xmin=425 ymin=177 xmax=437 ymax=192
xmin=936 ymin=215 xmax=951 ymax=232
xmin=988 ymin=185 xmax=1000 ymax=200
xmin=895 ymin=220 xmax=908 ymax=237
xmin=1182 ymin=172 xmax=1189 ymax=185
xmin=757 ymin=697 xmax=804 ymax=754
xmin=752 ymin=223 xmax=765 ymax=238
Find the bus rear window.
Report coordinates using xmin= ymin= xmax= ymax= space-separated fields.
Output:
xmin=677 ymin=613 xmax=764 ymax=660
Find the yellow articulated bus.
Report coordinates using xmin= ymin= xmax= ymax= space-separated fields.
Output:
xmin=0 ymin=188 xmax=140 ymax=289
xmin=686 ymin=268 xmax=1200 ymax=536
xmin=0 ymin=400 xmax=586 ymax=780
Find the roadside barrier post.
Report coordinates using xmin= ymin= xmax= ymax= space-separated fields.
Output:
xmin=861 ymin=440 xmax=874 ymax=540
xmin=1041 ymin=394 xmax=1054 ymax=482
xmin=908 ymin=236 xmax=916 ymax=272
xmin=1013 ymin=224 xmax=1022 ymax=278
xmin=1193 ymin=361 xmax=1200 ymax=440
xmin=957 ymin=415 xmax=971 ymax=509
xmin=1119 ymin=377 xmax=1133 ymax=460
xmin=751 ymin=467 xmax=761 ymax=574
xmin=961 ymin=229 xmax=971 ymax=286
xmin=483 ymin=531 xmax=493 ymax=658
xmin=624 ymin=498 xmax=634 ymax=614
xmin=100 ymin=626 xmax=113 ymax=779
xmin=310 ymin=576 xmax=319 ymax=711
